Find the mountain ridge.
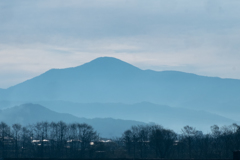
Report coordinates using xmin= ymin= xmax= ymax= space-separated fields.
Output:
xmin=8 ymin=57 xmax=237 ymax=90
xmin=1 ymin=57 xmax=240 ymax=123
xmin=0 ymin=103 xmax=147 ymax=137
xmin=0 ymin=102 xmax=237 ymax=133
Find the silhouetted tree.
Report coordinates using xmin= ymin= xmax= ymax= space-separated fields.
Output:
xmin=12 ymin=123 xmax=22 ymax=158
xmin=122 ymin=129 xmax=132 ymax=156
xmin=137 ymin=125 xmax=151 ymax=158
xmin=0 ymin=122 xmax=10 ymax=158
xmin=1 ymin=121 xmax=240 ymax=159
xmin=77 ymin=123 xmax=98 ymax=158
xmin=150 ymin=125 xmax=176 ymax=158
xmin=181 ymin=125 xmax=196 ymax=158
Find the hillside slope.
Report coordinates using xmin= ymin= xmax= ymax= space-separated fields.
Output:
xmin=1 ymin=57 xmax=240 ymax=103
xmin=0 ymin=57 xmax=240 ymax=121
xmin=28 ymin=101 xmax=238 ymax=132
xmin=0 ymin=103 xmax=146 ymax=137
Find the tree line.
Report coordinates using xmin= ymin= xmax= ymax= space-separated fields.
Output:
xmin=0 ymin=121 xmax=240 ymax=159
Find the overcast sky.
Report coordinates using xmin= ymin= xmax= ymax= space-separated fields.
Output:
xmin=1 ymin=0 xmax=240 ymax=88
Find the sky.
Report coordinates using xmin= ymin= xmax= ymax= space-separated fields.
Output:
xmin=1 ymin=0 xmax=240 ymax=88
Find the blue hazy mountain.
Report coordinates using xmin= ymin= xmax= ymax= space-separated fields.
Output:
xmin=1 ymin=57 xmax=240 ymax=120
xmin=0 ymin=101 xmax=236 ymax=132
xmin=37 ymin=101 xmax=237 ymax=132
xmin=0 ymin=103 xmax=147 ymax=137
xmin=1 ymin=57 xmax=240 ymax=103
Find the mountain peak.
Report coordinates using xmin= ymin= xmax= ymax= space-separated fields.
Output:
xmin=11 ymin=103 xmax=50 ymax=112
xmin=91 ymin=56 xmax=123 ymax=62
xmin=78 ymin=57 xmax=141 ymax=73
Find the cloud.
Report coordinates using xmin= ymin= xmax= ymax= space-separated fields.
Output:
xmin=1 ymin=0 xmax=240 ymax=41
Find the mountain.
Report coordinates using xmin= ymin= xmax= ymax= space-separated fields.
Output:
xmin=0 ymin=89 xmax=4 ymax=98
xmin=0 ymin=101 xmax=235 ymax=132
xmin=35 ymin=101 xmax=238 ymax=132
xmin=0 ymin=103 xmax=146 ymax=137
xmin=0 ymin=57 xmax=240 ymax=120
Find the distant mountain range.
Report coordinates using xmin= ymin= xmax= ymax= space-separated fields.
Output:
xmin=0 ymin=57 xmax=239 ymax=134
xmin=0 ymin=103 xmax=146 ymax=138
xmin=0 ymin=101 xmax=236 ymax=132
xmin=1 ymin=57 xmax=239 ymax=106
xmin=30 ymin=101 xmax=239 ymax=132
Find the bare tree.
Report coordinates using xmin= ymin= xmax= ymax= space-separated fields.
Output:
xmin=0 ymin=122 xmax=10 ymax=158
xmin=150 ymin=125 xmax=176 ymax=158
xmin=137 ymin=125 xmax=151 ymax=158
xmin=77 ymin=123 xmax=98 ymax=158
xmin=181 ymin=125 xmax=196 ymax=158
xmin=12 ymin=123 xmax=22 ymax=158
xmin=122 ymin=129 xmax=133 ymax=156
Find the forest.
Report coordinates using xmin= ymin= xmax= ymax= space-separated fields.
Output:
xmin=0 ymin=121 xmax=240 ymax=159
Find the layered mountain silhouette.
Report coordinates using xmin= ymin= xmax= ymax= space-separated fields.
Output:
xmin=0 ymin=56 xmax=240 ymax=133
xmin=35 ymin=101 xmax=238 ymax=131
xmin=0 ymin=57 xmax=240 ymax=121
xmin=0 ymin=101 xmax=236 ymax=132
xmin=0 ymin=103 xmax=146 ymax=137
